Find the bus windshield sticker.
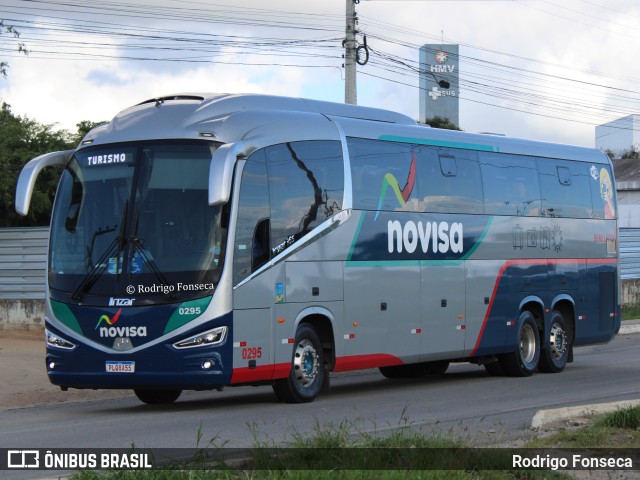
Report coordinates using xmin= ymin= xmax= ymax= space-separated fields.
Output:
xmin=599 ymin=168 xmax=615 ymax=219
xmin=275 ymin=283 xmax=285 ymax=304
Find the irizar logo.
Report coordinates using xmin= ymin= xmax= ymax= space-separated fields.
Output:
xmin=109 ymin=297 xmax=135 ymax=307
xmin=388 ymin=220 xmax=464 ymax=254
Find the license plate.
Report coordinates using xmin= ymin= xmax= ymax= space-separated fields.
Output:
xmin=106 ymin=361 xmax=135 ymax=373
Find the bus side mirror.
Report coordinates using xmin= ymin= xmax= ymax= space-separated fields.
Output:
xmin=15 ymin=150 xmax=72 ymax=216
xmin=209 ymin=142 xmax=245 ymax=206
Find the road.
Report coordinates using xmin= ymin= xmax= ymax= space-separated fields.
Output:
xmin=1 ymin=333 xmax=639 ymax=477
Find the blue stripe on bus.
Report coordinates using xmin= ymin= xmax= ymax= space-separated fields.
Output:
xmin=378 ymin=135 xmax=498 ymax=152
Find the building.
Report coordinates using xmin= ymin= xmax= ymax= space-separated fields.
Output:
xmin=596 ymin=115 xmax=640 ymax=157
xmin=419 ymin=44 xmax=460 ymax=127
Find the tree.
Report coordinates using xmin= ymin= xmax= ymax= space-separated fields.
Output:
xmin=421 ymin=116 xmax=461 ymax=131
xmin=0 ymin=103 xmax=77 ymax=227
xmin=1 ymin=20 xmax=29 ymax=78
xmin=621 ymin=146 xmax=640 ymax=160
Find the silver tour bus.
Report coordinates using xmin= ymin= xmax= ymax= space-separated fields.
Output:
xmin=15 ymin=94 xmax=620 ymax=404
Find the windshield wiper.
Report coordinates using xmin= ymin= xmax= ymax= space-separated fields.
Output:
xmin=128 ymin=198 xmax=175 ymax=298
xmin=70 ymin=201 xmax=128 ymax=301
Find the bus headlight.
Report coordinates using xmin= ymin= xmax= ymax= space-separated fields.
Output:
xmin=45 ymin=329 xmax=77 ymax=350
xmin=172 ymin=326 xmax=227 ymax=349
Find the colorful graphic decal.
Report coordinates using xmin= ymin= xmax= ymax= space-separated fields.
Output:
xmin=95 ymin=308 xmax=122 ymax=329
xmin=599 ymin=167 xmax=615 ymax=219
xmin=50 ymin=298 xmax=215 ymax=348
xmin=275 ymin=283 xmax=285 ymax=304
xmin=435 ymin=50 xmax=449 ymax=64
xmin=374 ymin=152 xmax=416 ymax=221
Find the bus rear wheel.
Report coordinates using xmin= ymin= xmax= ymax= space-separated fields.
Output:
xmin=538 ymin=311 xmax=570 ymax=373
xmin=273 ymin=324 xmax=325 ymax=403
xmin=134 ymin=389 xmax=182 ymax=404
xmin=499 ymin=311 xmax=540 ymax=377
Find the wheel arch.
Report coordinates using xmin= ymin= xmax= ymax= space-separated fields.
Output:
xmin=294 ymin=307 xmax=336 ymax=371
xmin=551 ymin=295 xmax=576 ymax=345
xmin=519 ymin=296 xmax=545 ymax=333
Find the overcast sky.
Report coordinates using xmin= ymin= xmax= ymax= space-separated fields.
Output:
xmin=1 ymin=0 xmax=639 ymax=148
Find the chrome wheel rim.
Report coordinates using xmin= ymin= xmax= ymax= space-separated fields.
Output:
xmin=549 ymin=322 xmax=567 ymax=360
xmin=293 ymin=339 xmax=318 ymax=388
xmin=520 ymin=324 xmax=537 ymax=365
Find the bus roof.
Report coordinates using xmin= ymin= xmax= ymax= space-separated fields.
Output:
xmin=81 ymin=93 xmax=610 ymax=165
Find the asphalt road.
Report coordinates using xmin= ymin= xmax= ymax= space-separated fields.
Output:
xmin=2 ymin=333 xmax=639 ymax=478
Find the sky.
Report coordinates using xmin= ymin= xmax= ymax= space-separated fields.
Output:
xmin=1 ymin=0 xmax=640 ymax=149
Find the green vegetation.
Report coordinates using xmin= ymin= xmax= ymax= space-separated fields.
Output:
xmin=0 ymin=102 xmax=103 ymax=226
xmin=526 ymin=405 xmax=640 ymax=449
xmin=70 ymin=407 xmax=640 ymax=479
xmin=621 ymin=304 xmax=640 ymax=321
xmin=71 ymin=416 xmax=571 ymax=480
xmin=421 ymin=116 xmax=461 ymax=130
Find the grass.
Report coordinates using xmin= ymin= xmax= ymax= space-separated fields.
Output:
xmin=621 ymin=304 xmax=640 ymax=321
xmin=71 ymin=414 xmax=572 ymax=480
xmin=525 ymin=405 xmax=640 ymax=449
xmin=69 ymin=406 xmax=640 ymax=479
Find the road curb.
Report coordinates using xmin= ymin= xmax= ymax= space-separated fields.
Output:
xmin=531 ymin=398 xmax=640 ymax=430
xmin=619 ymin=322 xmax=640 ymax=335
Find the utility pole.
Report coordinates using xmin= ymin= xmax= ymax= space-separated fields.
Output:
xmin=344 ymin=0 xmax=357 ymax=105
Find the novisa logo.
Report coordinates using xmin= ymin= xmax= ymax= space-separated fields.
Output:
xmin=387 ymin=220 xmax=464 ymax=254
xmin=95 ymin=308 xmax=147 ymax=338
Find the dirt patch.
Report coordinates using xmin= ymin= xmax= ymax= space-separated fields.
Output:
xmin=0 ymin=330 xmax=131 ymax=410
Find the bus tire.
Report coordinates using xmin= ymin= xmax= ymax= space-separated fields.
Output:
xmin=134 ymin=389 xmax=182 ymax=405
xmin=499 ymin=311 xmax=540 ymax=377
xmin=273 ymin=324 xmax=325 ymax=403
xmin=538 ymin=311 xmax=570 ymax=373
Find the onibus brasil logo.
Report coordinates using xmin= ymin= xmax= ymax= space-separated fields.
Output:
xmin=375 ymin=151 xmax=464 ymax=255
xmin=95 ymin=308 xmax=147 ymax=338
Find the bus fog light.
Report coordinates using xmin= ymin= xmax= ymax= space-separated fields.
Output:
xmin=202 ymin=360 xmax=213 ymax=370
xmin=173 ymin=326 xmax=227 ymax=349
xmin=49 ymin=362 xmax=56 ymax=370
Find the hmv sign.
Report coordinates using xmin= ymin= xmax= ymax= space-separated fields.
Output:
xmin=419 ymin=44 xmax=460 ymax=127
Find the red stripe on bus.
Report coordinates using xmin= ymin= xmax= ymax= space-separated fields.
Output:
xmin=469 ymin=258 xmax=617 ymax=357
xmin=334 ymin=354 xmax=403 ymax=372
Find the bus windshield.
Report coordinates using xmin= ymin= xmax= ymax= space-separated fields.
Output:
xmin=49 ymin=140 xmax=226 ymax=306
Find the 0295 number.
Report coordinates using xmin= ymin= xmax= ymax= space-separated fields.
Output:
xmin=241 ymin=347 xmax=262 ymax=360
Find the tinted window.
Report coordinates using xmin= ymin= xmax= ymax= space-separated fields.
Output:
xmin=266 ymin=141 xmax=343 ymax=255
xmin=538 ymin=159 xmax=593 ymax=218
xmin=416 ymin=147 xmax=484 ymax=214
xmin=233 ymin=150 xmax=270 ymax=285
xmin=480 ymin=153 xmax=541 ymax=216
xmin=349 ymin=138 xmax=418 ymax=213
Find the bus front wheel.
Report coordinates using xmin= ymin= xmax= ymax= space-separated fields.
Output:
xmin=134 ymin=389 xmax=182 ymax=405
xmin=499 ymin=311 xmax=540 ymax=377
xmin=273 ymin=324 xmax=325 ymax=403
xmin=538 ymin=311 xmax=570 ymax=373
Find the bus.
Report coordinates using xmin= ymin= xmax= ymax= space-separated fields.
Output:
xmin=15 ymin=93 xmax=620 ymax=404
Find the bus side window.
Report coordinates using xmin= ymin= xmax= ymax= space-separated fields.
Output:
xmin=416 ymin=147 xmax=483 ymax=214
xmin=538 ymin=159 xmax=593 ymax=218
xmin=252 ymin=218 xmax=270 ymax=271
xmin=266 ymin=141 xmax=343 ymax=253
xmin=480 ymin=153 xmax=541 ymax=217
xmin=233 ymin=150 xmax=270 ymax=285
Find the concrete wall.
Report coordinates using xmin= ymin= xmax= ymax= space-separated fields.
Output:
xmin=621 ymin=278 xmax=640 ymax=307
xmin=0 ymin=299 xmax=45 ymax=332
